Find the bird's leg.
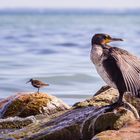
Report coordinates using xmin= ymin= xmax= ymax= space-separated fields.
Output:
xmin=37 ymin=88 xmax=40 ymax=94
xmin=104 ymin=92 xmax=124 ymax=112
xmin=112 ymin=92 xmax=124 ymax=106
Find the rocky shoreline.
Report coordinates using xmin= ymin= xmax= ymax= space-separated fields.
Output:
xmin=0 ymin=86 xmax=140 ymax=140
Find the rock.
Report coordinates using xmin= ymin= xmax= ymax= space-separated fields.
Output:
xmin=82 ymin=107 xmax=136 ymax=140
xmin=73 ymin=86 xmax=118 ymax=108
xmin=0 ymin=116 xmax=36 ymax=135
xmin=92 ymin=119 xmax=140 ymax=140
xmin=1 ymin=105 xmax=137 ymax=140
xmin=0 ymin=92 xmax=70 ymax=118
xmin=94 ymin=107 xmax=136 ymax=133
xmin=0 ymin=116 xmax=36 ymax=129
xmin=74 ymin=86 xmax=140 ymax=116
xmin=74 ymin=86 xmax=139 ymax=139
xmin=0 ymin=106 xmax=97 ymax=139
xmin=0 ymin=86 xmax=138 ymax=139
xmin=124 ymin=93 xmax=140 ymax=115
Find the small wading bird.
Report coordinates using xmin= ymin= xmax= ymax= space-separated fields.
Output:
xmin=90 ymin=33 xmax=140 ymax=108
xmin=26 ymin=79 xmax=49 ymax=93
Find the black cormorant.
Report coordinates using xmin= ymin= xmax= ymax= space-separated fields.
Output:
xmin=90 ymin=33 xmax=140 ymax=107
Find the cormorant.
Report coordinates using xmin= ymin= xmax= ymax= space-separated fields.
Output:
xmin=90 ymin=33 xmax=140 ymax=107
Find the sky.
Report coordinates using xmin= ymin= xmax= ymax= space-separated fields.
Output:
xmin=0 ymin=0 xmax=140 ymax=9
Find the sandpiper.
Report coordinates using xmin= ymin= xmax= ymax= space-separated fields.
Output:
xmin=26 ymin=79 xmax=49 ymax=93
xmin=90 ymin=33 xmax=140 ymax=107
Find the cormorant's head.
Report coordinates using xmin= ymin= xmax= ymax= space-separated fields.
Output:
xmin=26 ymin=78 xmax=33 ymax=83
xmin=91 ymin=33 xmax=123 ymax=46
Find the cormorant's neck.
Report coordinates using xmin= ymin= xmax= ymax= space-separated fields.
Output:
xmin=92 ymin=43 xmax=108 ymax=49
xmin=100 ymin=44 xmax=106 ymax=49
xmin=100 ymin=44 xmax=111 ymax=49
xmin=92 ymin=42 xmax=112 ymax=50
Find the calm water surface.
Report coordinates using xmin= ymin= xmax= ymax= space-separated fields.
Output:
xmin=0 ymin=11 xmax=140 ymax=105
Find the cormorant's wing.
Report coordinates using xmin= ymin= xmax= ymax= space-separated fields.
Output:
xmin=109 ymin=47 xmax=140 ymax=97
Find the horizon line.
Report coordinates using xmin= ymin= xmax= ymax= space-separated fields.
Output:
xmin=0 ymin=7 xmax=140 ymax=10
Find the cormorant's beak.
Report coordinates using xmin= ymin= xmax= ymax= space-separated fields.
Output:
xmin=105 ymin=37 xmax=123 ymax=44
xmin=110 ymin=38 xmax=123 ymax=42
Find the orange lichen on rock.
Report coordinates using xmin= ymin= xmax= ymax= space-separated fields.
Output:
xmin=0 ymin=92 xmax=70 ymax=118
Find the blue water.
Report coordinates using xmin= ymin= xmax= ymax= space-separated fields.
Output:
xmin=0 ymin=10 xmax=140 ymax=105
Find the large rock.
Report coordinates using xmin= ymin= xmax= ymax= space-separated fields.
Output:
xmin=2 ymin=106 xmax=136 ymax=140
xmin=74 ymin=85 xmax=140 ymax=116
xmin=92 ymin=119 xmax=140 ymax=140
xmin=0 ymin=106 xmax=96 ymax=139
xmin=0 ymin=92 xmax=70 ymax=118
xmin=73 ymin=86 xmax=118 ymax=108
xmin=82 ymin=107 xmax=136 ymax=140
xmin=0 ymin=86 xmax=138 ymax=140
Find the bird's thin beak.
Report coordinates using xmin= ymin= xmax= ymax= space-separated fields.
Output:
xmin=26 ymin=80 xmax=30 ymax=84
xmin=111 ymin=38 xmax=123 ymax=42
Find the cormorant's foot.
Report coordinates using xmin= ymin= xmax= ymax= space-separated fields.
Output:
xmin=104 ymin=101 xmax=124 ymax=112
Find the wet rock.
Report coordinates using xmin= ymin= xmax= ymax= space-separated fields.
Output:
xmin=0 ymin=92 xmax=70 ymax=118
xmin=92 ymin=119 xmax=140 ymax=140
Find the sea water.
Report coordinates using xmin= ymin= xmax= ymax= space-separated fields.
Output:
xmin=0 ymin=10 xmax=140 ymax=105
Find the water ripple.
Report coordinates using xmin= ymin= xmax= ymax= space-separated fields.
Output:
xmin=0 ymin=13 xmax=139 ymax=105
